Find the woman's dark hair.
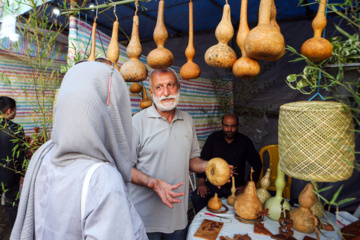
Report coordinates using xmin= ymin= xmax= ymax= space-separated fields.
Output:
xmin=0 ymin=96 xmax=16 ymax=115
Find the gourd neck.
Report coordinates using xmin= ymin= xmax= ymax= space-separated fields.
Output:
xmin=154 ymin=0 xmax=167 ymax=47
xmin=238 ymin=0 xmax=249 ymax=54
xmin=258 ymin=0 xmax=272 ymax=25
xmin=312 ymin=0 xmax=327 ymax=38
xmin=275 ymin=163 xmax=286 ymax=198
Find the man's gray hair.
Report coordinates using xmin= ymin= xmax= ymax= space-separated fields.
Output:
xmin=148 ymin=68 xmax=179 ymax=89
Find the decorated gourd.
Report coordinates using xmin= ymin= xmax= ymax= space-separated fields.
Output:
xmin=140 ymin=85 xmax=152 ymax=109
xmin=130 ymin=82 xmax=142 ymax=94
xmin=147 ymin=0 xmax=174 ymax=69
xmin=208 ymin=193 xmax=222 ymax=210
xmin=232 ymin=0 xmax=260 ymax=78
xmin=233 ymin=168 xmax=263 ymax=220
xmin=227 ymin=176 xmax=236 ymax=206
xmin=180 ymin=0 xmax=201 ymax=80
xmin=244 ymin=0 xmax=285 ymax=61
xmin=206 ymin=157 xmax=231 ymax=186
xmin=107 ymin=13 xmax=120 ymax=71
xmin=120 ymin=8 xmax=148 ymax=82
xmin=290 ymin=183 xmax=316 ymax=233
xmin=301 ymin=0 xmax=332 ymax=62
xmin=204 ymin=0 xmax=236 ymax=69
xmin=256 ymin=168 xmax=271 ymax=205
xmin=264 ymin=163 xmax=291 ymax=220
xmin=88 ymin=16 xmax=98 ymax=61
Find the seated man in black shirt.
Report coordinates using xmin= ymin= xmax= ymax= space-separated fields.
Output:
xmin=191 ymin=114 xmax=262 ymax=213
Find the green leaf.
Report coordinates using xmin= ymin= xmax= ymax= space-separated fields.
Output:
xmin=329 ymin=185 xmax=343 ymax=205
xmin=337 ymin=198 xmax=356 ymax=206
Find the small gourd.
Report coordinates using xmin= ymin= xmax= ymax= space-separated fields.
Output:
xmin=206 ymin=157 xmax=231 ymax=186
xmin=227 ymin=176 xmax=236 ymax=206
xmin=130 ymin=82 xmax=142 ymax=94
xmin=204 ymin=0 xmax=236 ymax=69
xmin=140 ymin=85 xmax=152 ymax=109
xmin=120 ymin=9 xmax=148 ymax=82
xmin=264 ymin=163 xmax=291 ymax=221
xmin=180 ymin=0 xmax=201 ymax=80
xmin=88 ymin=16 xmax=98 ymax=61
xmin=208 ymin=193 xmax=222 ymax=211
xmin=106 ymin=14 xmax=120 ymax=71
xmin=233 ymin=168 xmax=263 ymax=220
xmin=147 ymin=0 xmax=174 ymax=69
xmin=232 ymin=0 xmax=260 ymax=79
xmin=301 ymin=0 xmax=332 ymax=62
xmin=290 ymin=183 xmax=316 ymax=233
xmin=256 ymin=168 xmax=271 ymax=205
xmin=244 ymin=0 xmax=285 ymax=61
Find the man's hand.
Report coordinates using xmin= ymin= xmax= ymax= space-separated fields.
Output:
xmin=197 ymin=178 xmax=208 ymax=198
xmin=147 ymin=178 xmax=185 ymax=209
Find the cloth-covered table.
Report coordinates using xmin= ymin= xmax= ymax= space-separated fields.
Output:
xmin=187 ymin=199 xmax=341 ymax=240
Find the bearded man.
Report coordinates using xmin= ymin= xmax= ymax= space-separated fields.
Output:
xmin=191 ymin=113 xmax=262 ymax=214
xmin=130 ymin=69 xmax=217 ymax=240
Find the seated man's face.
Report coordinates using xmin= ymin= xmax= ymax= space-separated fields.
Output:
xmin=222 ymin=116 xmax=238 ymax=139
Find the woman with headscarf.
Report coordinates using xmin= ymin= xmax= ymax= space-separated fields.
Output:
xmin=11 ymin=61 xmax=147 ymax=240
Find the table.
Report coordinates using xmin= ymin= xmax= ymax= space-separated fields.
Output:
xmin=187 ymin=199 xmax=341 ymax=240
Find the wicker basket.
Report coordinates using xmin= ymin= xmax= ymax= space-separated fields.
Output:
xmin=278 ymin=101 xmax=355 ymax=182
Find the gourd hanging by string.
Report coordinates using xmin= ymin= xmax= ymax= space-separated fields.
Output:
xmin=204 ymin=0 xmax=236 ymax=69
xmin=88 ymin=8 xmax=98 ymax=61
xmin=147 ymin=0 xmax=174 ymax=69
xmin=120 ymin=1 xmax=148 ymax=82
xmin=232 ymin=0 xmax=260 ymax=79
xmin=301 ymin=0 xmax=332 ymax=62
xmin=129 ymin=82 xmax=142 ymax=94
xmin=140 ymin=85 xmax=152 ymax=109
xmin=244 ymin=0 xmax=285 ymax=61
xmin=180 ymin=0 xmax=201 ymax=80
xmin=107 ymin=6 xmax=120 ymax=71
xmin=268 ymin=0 xmax=285 ymax=61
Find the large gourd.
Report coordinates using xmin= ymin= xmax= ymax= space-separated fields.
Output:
xmin=256 ymin=168 xmax=271 ymax=205
xmin=244 ymin=0 xmax=285 ymax=61
xmin=264 ymin=163 xmax=291 ymax=220
xmin=232 ymin=0 xmax=260 ymax=79
xmin=204 ymin=0 xmax=236 ymax=69
xmin=290 ymin=183 xmax=316 ymax=233
xmin=120 ymin=7 xmax=148 ymax=82
xmin=107 ymin=12 xmax=120 ymax=71
xmin=88 ymin=16 xmax=98 ymax=61
xmin=301 ymin=0 xmax=332 ymax=62
xmin=205 ymin=157 xmax=231 ymax=186
xmin=233 ymin=168 xmax=263 ymax=220
xmin=147 ymin=0 xmax=174 ymax=69
xmin=180 ymin=0 xmax=201 ymax=80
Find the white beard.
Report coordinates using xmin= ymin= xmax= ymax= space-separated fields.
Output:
xmin=152 ymin=91 xmax=180 ymax=112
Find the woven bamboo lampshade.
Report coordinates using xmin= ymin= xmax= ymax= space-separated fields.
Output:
xmin=278 ymin=101 xmax=355 ymax=182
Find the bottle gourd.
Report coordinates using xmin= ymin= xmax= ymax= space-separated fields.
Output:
xmin=208 ymin=193 xmax=222 ymax=211
xmin=140 ymin=85 xmax=152 ymax=109
xmin=256 ymin=168 xmax=271 ymax=205
xmin=232 ymin=0 xmax=260 ymax=79
xmin=107 ymin=14 xmax=120 ymax=71
xmin=227 ymin=176 xmax=236 ymax=206
xmin=204 ymin=0 xmax=236 ymax=69
xmin=147 ymin=0 xmax=174 ymax=69
xmin=244 ymin=0 xmax=285 ymax=61
xmin=120 ymin=9 xmax=148 ymax=82
xmin=88 ymin=16 xmax=98 ymax=61
xmin=180 ymin=0 xmax=201 ymax=80
xmin=301 ymin=0 xmax=332 ymax=62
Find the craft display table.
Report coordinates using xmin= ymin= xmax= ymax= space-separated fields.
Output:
xmin=187 ymin=199 xmax=341 ymax=240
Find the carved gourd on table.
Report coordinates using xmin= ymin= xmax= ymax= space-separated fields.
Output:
xmin=140 ymin=85 xmax=152 ymax=109
xmin=256 ymin=168 xmax=271 ymax=205
xmin=227 ymin=176 xmax=236 ymax=206
xmin=244 ymin=0 xmax=285 ymax=61
xmin=232 ymin=0 xmax=260 ymax=79
xmin=208 ymin=193 xmax=222 ymax=211
xmin=107 ymin=13 xmax=120 ymax=71
xmin=180 ymin=0 xmax=201 ymax=80
xmin=204 ymin=0 xmax=236 ymax=69
xmin=301 ymin=0 xmax=332 ymax=62
xmin=147 ymin=0 xmax=174 ymax=69
xmin=120 ymin=7 xmax=148 ymax=82
xmin=88 ymin=16 xmax=98 ymax=61
xmin=233 ymin=168 xmax=263 ymax=220
xmin=290 ymin=183 xmax=316 ymax=233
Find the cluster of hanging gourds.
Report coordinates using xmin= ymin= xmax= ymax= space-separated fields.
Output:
xmin=86 ymin=0 xmax=331 ymax=109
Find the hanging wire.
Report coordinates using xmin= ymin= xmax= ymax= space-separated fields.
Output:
xmin=308 ymin=0 xmax=328 ymax=102
xmin=114 ymin=4 xmax=118 ymax=21
xmin=135 ymin=0 xmax=139 ymax=15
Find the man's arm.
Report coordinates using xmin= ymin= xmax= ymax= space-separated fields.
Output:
xmin=131 ymin=167 xmax=185 ymax=208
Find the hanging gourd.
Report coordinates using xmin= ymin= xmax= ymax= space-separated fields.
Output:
xmin=232 ymin=0 xmax=260 ymax=78
xmin=301 ymin=0 xmax=332 ymax=62
xmin=120 ymin=3 xmax=148 ymax=82
xmin=147 ymin=0 xmax=174 ymax=69
xmin=204 ymin=0 xmax=236 ymax=69
xmin=268 ymin=0 xmax=285 ymax=61
xmin=88 ymin=12 xmax=98 ymax=61
xmin=180 ymin=0 xmax=201 ymax=80
xmin=140 ymin=85 xmax=152 ymax=109
xmin=107 ymin=7 xmax=120 ymax=71
xmin=130 ymin=82 xmax=142 ymax=94
xmin=244 ymin=0 xmax=285 ymax=61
